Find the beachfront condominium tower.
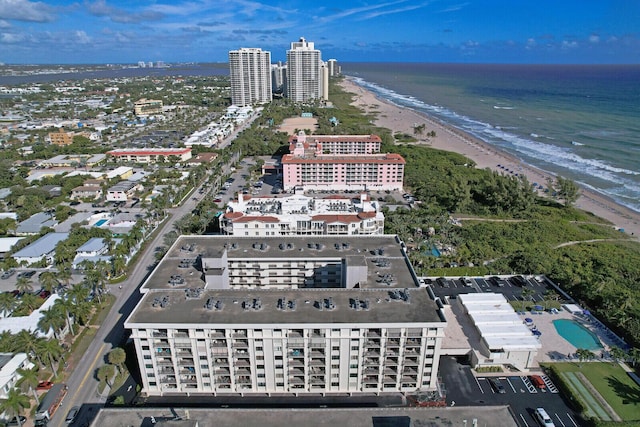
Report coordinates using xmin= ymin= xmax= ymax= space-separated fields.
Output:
xmin=228 ymin=48 xmax=273 ymax=107
xmin=286 ymin=37 xmax=326 ymax=102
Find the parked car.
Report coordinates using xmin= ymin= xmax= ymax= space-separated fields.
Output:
xmin=37 ymin=381 xmax=54 ymax=390
xmin=530 ymin=375 xmax=546 ymax=389
xmin=6 ymin=416 xmax=27 ymax=426
xmin=488 ymin=378 xmax=506 ymax=394
xmin=0 ymin=269 xmax=15 ymax=280
xmin=534 ymin=407 xmax=555 ymax=427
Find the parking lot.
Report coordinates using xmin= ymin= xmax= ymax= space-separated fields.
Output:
xmin=423 ymin=274 xmax=561 ymax=307
xmin=439 ymin=356 xmax=580 ymax=427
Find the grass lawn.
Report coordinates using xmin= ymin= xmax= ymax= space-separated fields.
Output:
xmin=548 ymin=362 xmax=640 ymax=421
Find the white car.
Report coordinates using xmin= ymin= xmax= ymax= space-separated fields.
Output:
xmin=534 ymin=407 xmax=555 ymax=427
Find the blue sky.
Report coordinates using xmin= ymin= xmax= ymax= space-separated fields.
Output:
xmin=0 ymin=0 xmax=638 ymax=64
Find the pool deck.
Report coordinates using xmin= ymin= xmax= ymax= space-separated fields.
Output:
xmin=520 ymin=309 xmax=626 ymax=368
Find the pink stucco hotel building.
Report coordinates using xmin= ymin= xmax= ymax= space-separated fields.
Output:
xmin=282 ymin=132 xmax=405 ymax=191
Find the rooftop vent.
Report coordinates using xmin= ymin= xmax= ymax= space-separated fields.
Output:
xmin=184 ymin=287 xmax=204 ymax=299
xmin=152 ymin=295 xmax=170 ymax=308
xmin=277 ymin=297 xmax=297 ymax=311
xmin=205 ymin=298 xmax=223 ymax=311
xmin=242 ymin=298 xmax=262 ymax=311
xmin=169 ymin=275 xmax=185 ymax=286
xmin=324 ymin=297 xmax=336 ymax=310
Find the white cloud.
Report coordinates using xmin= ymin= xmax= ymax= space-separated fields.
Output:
xmin=76 ymin=30 xmax=91 ymax=44
xmin=561 ymin=40 xmax=578 ymax=49
xmin=86 ymin=0 xmax=163 ymax=23
xmin=0 ymin=0 xmax=55 ymax=22
xmin=589 ymin=34 xmax=600 ymax=43
xmin=0 ymin=18 xmax=10 ymax=28
xmin=1 ymin=31 xmax=26 ymax=42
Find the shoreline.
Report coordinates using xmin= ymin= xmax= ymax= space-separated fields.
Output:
xmin=339 ymin=77 xmax=640 ymax=241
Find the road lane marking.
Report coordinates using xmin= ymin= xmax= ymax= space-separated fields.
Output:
xmin=474 ymin=376 xmax=484 ymax=393
xmin=567 ymin=413 xmax=578 ymax=427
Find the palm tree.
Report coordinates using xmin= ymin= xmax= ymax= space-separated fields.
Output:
xmin=38 ymin=307 xmax=65 ymax=340
xmin=38 ymin=271 xmax=59 ymax=294
xmin=0 ymin=292 xmax=17 ymax=317
xmin=0 ymin=330 xmax=15 ymax=352
xmin=520 ymin=287 xmax=535 ymax=312
xmin=15 ymin=330 xmax=43 ymax=367
xmin=57 ymin=268 xmax=73 ymax=290
xmin=17 ymin=293 xmax=41 ymax=313
xmin=53 ymin=297 xmax=76 ymax=335
xmin=15 ymin=276 xmax=33 ymax=295
xmin=40 ymin=339 xmax=64 ymax=373
xmin=16 ymin=366 xmax=40 ymax=405
xmin=609 ymin=346 xmax=628 ymax=364
xmin=0 ymin=388 xmax=30 ymax=426
xmin=575 ymin=348 xmax=595 ymax=367
xmin=67 ymin=283 xmax=90 ymax=306
xmin=108 ymin=347 xmax=126 ymax=374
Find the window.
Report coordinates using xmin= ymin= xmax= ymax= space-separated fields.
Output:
xmin=142 ymin=346 xmax=149 ymax=351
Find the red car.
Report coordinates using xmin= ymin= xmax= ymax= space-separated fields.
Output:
xmin=37 ymin=381 xmax=54 ymax=390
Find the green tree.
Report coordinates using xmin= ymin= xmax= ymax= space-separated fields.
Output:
xmin=97 ymin=364 xmax=115 ymax=387
xmin=520 ymin=287 xmax=535 ymax=312
xmin=16 ymin=366 xmax=40 ymax=405
xmin=15 ymin=330 xmax=44 ymax=367
xmin=0 ymin=388 xmax=30 ymax=426
xmin=0 ymin=292 xmax=17 ymax=317
xmin=108 ymin=347 xmax=126 ymax=374
xmin=575 ymin=348 xmax=595 ymax=367
xmin=40 ymin=339 xmax=64 ymax=373
xmin=38 ymin=307 xmax=65 ymax=340
xmin=53 ymin=297 xmax=76 ymax=335
xmin=38 ymin=271 xmax=59 ymax=294
xmin=15 ymin=276 xmax=33 ymax=295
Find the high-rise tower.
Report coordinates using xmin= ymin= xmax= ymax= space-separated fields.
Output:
xmin=228 ymin=48 xmax=273 ymax=106
xmin=286 ymin=37 xmax=324 ymax=102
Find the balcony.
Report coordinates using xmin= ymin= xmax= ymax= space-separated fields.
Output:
xmin=362 ymin=376 xmax=379 ymax=384
xmin=404 ymin=358 xmax=419 ymax=366
xmin=288 ymin=376 xmax=305 ymax=385
xmin=365 ymin=340 xmax=381 ymax=348
xmin=309 ymin=359 xmax=325 ymax=367
xmin=232 ymin=340 xmax=249 ymax=348
xmin=365 ymin=330 xmax=381 ymax=338
xmin=386 ymin=339 xmax=401 ymax=347
xmin=161 ymin=376 xmax=177 ymax=383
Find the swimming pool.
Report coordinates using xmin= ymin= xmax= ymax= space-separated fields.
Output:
xmin=94 ymin=219 xmax=108 ymax=227
xmin=553 ymin=319 xmax=603 ymax=350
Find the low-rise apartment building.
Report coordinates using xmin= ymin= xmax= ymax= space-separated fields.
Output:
xmin=222 ymin=193 xmax=384 ymax=236
xmin=107 ymin=148 xmax=192 ymax=164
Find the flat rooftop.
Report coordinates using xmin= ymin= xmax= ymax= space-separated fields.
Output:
xmin=90 ymin=406 xmax=518 ymax=427
xmin=143 ymin=235 xmax=420 ymax=292
xmin=125 ymin=287 xmax=442 ymax=326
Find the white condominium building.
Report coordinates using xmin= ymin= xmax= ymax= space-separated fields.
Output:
xmin=286 ymin=37 xmax=324 ymax=102
xmin=125 ymin=235 xmax=446 ymax=397
xmin=229 ymin=48 xmax=273 ymax=107
xmin=222 ymin=193 xmax=384 ymax=236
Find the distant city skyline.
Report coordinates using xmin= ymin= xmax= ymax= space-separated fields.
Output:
xmin=0 ymin=0 xmax=638 ymax=64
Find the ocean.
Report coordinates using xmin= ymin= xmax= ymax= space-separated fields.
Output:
xmin=344 ymin=63 xmax=640 ymax=213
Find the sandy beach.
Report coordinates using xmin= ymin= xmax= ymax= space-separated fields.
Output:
xmin=339 ymin=78 xmax=640 ymax=241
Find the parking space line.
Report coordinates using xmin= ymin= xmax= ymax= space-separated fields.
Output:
xmin=518 ymin=413 xmax=530 ymax=427
xmin=474 ymin=376 xmax=485 ymax=394
xmin=554 ymin=413 xmax=566 ymax=427
xmin=505 ymin=377 xmax=517 ymax=393
xmin=566 ymin=413 xmax=578 ymax=427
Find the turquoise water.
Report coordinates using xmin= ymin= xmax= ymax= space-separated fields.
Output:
xmin=94 ymin=219 xmax=108 ymax=227
xmin=344 ymin=63 xmax=640 ymax=213
xmin=553 ymin=319 xmax=603 ymax=350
